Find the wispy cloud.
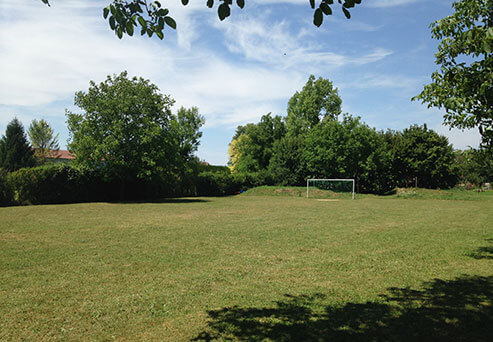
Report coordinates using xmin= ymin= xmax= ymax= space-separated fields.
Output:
xmin=215 ymin=16 xmax=391 ymax=70
xmin=367 ymin=0 xmax=424 ymax=8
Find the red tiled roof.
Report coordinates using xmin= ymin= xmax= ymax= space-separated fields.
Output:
xmin=46 ymin=149 xmax=76 ymax=160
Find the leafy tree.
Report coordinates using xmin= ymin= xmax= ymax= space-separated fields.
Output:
xmin=392 ymin=124 xmax=457 ymax=189
xmin=286 ymin=75 xmax=342 ymax=136
xmin=173 ymin=106 xmax=205 ymax=163
xmin=228 ymin=114 xmax=286 ymax=173
xmin=455 ymin=147 xmax=493 ymax=185
xmin=268 ymin=134 xmax=307 ymax=186
xmin=66 ymin=71 xmax=203 ymax=199
xmin=302 ymin=115 xmax=394 ymax=194
xmin=413 ymin=0 xmax=493 ymax=147
xmin=0 ymin=118 xmax=36 ymax=172
xmin=27 ymin=119 xmax=60 ymax=160
xmin=40 ymin=0 xmax=362 ymax=40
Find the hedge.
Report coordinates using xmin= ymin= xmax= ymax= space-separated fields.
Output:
xmin=0 ymin=169 xmax=14 ymax=206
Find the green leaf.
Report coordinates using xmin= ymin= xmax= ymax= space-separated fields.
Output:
xmin=164 ymin=16 xmax=177 ymax=30
xmin=310 ymin=0 xmax=315 ymax=9
xmin=342 ymin=7 xmax=351 ymax=19
xmin=117 ymin=27 xmax=123 ymax=39
xmin=237 ymin=0 xmax=245 ymax=9
xmin=484 ymin=40 xmax=492 ymax=54
xmin=156 ymin=31 xmax=164 ymax=40
xmin=138 ymin=16 xmax=147 ymax=28
xmin=181 ymin=0 xmax=189 ymax=5
xmin=320 ymin=3 xmax=332 ymax=16
xmin=313 ymin=8 xmax=323 ymax=27
xmin=207 ymin=0 xmax=214 ymax=9
xmin=218 ymin=3 xmax=230 ymax=21
xmin=109 ymin=16 xmax=116 ymax=30
xmin=126 ymin=21 xmax=134 ymax=36
xmin=103 ymin=7 xmax=110 ymax=19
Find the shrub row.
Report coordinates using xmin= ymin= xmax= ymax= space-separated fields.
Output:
xmin=0 ymin=164 xmax=273 ymax=206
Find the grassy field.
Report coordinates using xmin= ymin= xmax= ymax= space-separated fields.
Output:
xmin=0 ymin=190 xmax=492 ymax=341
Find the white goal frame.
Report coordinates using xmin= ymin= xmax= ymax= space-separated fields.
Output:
xmin=306 ymin=179 xmax=355 ymax=200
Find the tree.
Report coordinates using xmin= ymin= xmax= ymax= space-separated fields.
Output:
xmin=455 ymin=147 xmax=493 ymax=185
xmin=414 ymin=0 xmax=493 ymax=147
xmin=286 ymin=75 xmax=342 ymax=136
xmin=268 ymin=135 xmax=307 ymax=186
xmin=228 ymin=113 xmax=286 ymax=173
xmin=302 ymin=115 xmax=394 ymax=194
xmin=40 ymin=0 xmax=362 ymax=40
xmin=0 ymin=118 xmax=36 ymax=172
xmin=27 ymin=119 xmax=60 ymax=160
xmin=66 ymin=71 xmax=203 ymax=199
xmin=392 ymin=124 xmax=457 ymax=189
xmin=173 ymin=106 xmax=205 ymax=164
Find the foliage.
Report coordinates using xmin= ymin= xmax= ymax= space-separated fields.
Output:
xmin=286 ymin=75 xmax=342 ymax=136
xmin=197 ymin=162 xmax=231 ymax=174
xmin=196 ymin=171 xmax=240 ymax=196
xmin=8 ymin=164 xmax=83 ymax=205
xmin=0 ymin=169 xmax=14 ymax=206
xmin=455 ymin=147 xmax=493 ymax=185
xmin=66 ymin=71 xmax=203 ymax=199
xmin=268 ymin=134 xmax=307 ymax=186
xmin=40 ymin=1 xmax=362 ymax=40
xmin=303 ymin=115 xmax=394 ymax=194
xmin=392 ymin=124 xmax=458 ymax=189
xmin=27 ymin=119 xmax=60 ymax=160
xmin=0 ymin=118 xmax=35 ymax=172
xmin=414 ymin=0 xmax=493 ymax=147
xmin=228 ymin=114 xmax=286 ymax=173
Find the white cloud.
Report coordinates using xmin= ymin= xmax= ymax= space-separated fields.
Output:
xmin=367 ymin=0 xmax=422 ymax=8
xmin=215 ymin=16 xmax=391 ymax=70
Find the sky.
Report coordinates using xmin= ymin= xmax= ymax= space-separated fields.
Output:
xmin=0 ymin=0 xmax=482 ymax=165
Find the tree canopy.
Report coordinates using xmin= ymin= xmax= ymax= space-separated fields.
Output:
xmin=286 ymin=75 xmax=342 ymax=136
xmin=66 ymin=71 xmax=204 ymax=197
xmin=0 ymin=118 xmax=36 ymax=172
xmin=414 ymin=0 xmax=493 ymax=147
xmin=40 ymin=0 xmax=362 ymax=39
xmin=28 ymin=119 xmax=60 ymax=160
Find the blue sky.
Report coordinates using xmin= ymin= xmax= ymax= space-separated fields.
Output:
xmin=0 ymin=0 xmax=481 ymax=165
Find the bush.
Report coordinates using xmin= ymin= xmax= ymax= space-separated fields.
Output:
xmin=196 ymin=171 xmax=241 ymax=196
xmin=7 ymin=164 xmax=117 ymax=205
xmin=0 ymin=169 xmax=14 ymax=206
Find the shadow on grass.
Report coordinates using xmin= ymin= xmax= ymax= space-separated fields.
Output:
xmin=193 ymin=275 xmax=492 ymax=341
xmin=468 ymin=239 xmax=493 ymax=260
xmin=112 ymin=198 xmax=211 ymax=205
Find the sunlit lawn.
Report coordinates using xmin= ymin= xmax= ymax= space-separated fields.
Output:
xmin=1 ymin=190 xmax=491 ymax=341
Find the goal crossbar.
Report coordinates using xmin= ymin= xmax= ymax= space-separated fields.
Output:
xmin=306 ymin=178 xmax=355 ymax=200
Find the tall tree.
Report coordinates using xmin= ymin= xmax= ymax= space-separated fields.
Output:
xmin=414 ymin=0 xmax=493 ymax=147
xmin=228 ymin=114 xmax=286 ymax=173
xmin=27 ymin=119 xmax=60 ymax=160
xmin=286 ymin=75 xmax=342 ymax=136
xmin=66 ymin=71 xmax=203 ymax=199
xmin=0 ymin=118 xmax=36 ymax=172
xmin=40 ymin=1 xmax=362 ymax=40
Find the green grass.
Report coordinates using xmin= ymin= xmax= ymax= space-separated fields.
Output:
xmin=0 ymin=191 xmax=492 ymax=341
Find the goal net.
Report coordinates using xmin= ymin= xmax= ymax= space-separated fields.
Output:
xmin=306 ymin=179 xmax=355 ymax=200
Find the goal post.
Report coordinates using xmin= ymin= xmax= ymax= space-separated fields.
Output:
xmin=306 ymin=179 xmax=355 ymax=200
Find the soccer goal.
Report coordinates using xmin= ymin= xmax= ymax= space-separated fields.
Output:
xmin=306 ymin=179 xmax=355 ymax=200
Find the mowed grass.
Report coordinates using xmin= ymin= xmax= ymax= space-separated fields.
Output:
xmin=0 ymin=192 xmax=492 ymax=341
